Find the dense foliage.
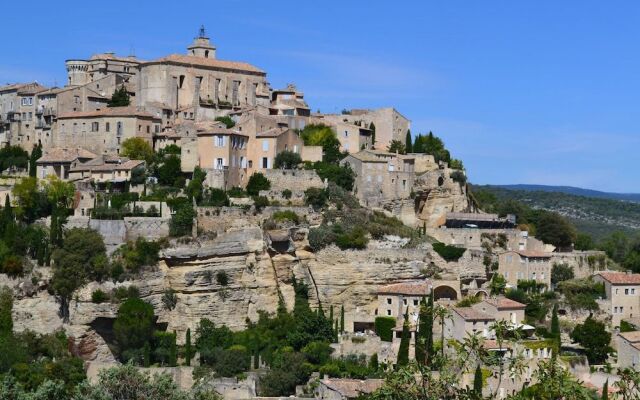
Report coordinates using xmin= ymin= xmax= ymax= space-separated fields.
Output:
xmin=274 ymin=150 xmax=302 ymax=169
xmin=0 ymin=145 xmax=29 ymax=173
xmin=570 ymin=315 xmax=612 ymax=364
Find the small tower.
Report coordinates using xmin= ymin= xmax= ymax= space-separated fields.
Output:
xmin=187 ymin=25 xmax=216 ymax=59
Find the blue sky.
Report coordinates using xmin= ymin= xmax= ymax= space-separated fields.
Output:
xmin=3 ymin=1 xmax=640 ymax=192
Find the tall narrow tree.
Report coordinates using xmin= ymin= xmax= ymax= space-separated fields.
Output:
xmin=185 ymin=328 xmax=192 ymax=366
xmin=426 ymin=290 xmax=434 ymax=365
xmin=473 ymin=364 xmax=483 ymax=396
xmin=396 ymin=308 xmax=410 ymax=366
xmin=405 ymin=129 xmax=413 ymax=153
xmin=340 ymin=305 xmax=345 ymax=333
xmin=602 ymin=379 xmax=609 ymax=400
xmin=369 ymin=122 xmax=376 ymax=147
xmin=551 ymin=303 xmax=560 ymax=351
xmin=415 ymin=297 xmax=428 ymax=364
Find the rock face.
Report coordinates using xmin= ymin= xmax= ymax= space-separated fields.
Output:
xmin=4 ymin=223 xmax=470 ymax=362
xmin=413 ymin=168 xmax=475 ymax=228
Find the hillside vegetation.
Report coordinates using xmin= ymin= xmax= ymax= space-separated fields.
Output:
xmin=473 ymin=185 xmax=640 ymax=241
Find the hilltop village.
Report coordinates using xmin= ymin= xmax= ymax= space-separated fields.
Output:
xmin=0 ymin=29 xmax=637 ymax=399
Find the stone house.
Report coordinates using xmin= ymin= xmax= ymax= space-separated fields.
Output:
xmin=617 ymin=331 xmax=640 ymax=369
xmin=269 ymin=84 xmax=310 ymax=117
xmin=593 ymin=271 xmax=640 ymax=327
xmin=315 ymin=378 xmax=384 ymax=400
xmin=472 ymin=297 xmax=526 ymax=325
xmin=193 ymin=122 xmax=249 ymax=190
xmin=375 ymin=281 xmax=432 ymax=321
xmin=340 ymin=149 xmax=415 ymax=208
xmin=498 ymin=250 xmax=552 ymax=289
xmin=0 ymin=82 xmax=49 ymax=150
xmin=55 ymin=106 xmax=160 ymax=155
xmin=322 ymin=107 xmax=410 ymax=152
xmin=65 ymin=53 xmax=140 ymax=87
xmin=445 ymin=307 xmax=495 ymax=342
xmin=36 ymin=147 xmax=97 ymax=179
xmin=332 ymin=121 xmax=372 ymax=153
xmin=67 ymin=155 xmax=145 ymax=186
xmin=136 ymin=30 xmax=270 ymax=121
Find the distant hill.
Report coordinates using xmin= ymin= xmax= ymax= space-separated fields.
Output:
xmin=496 ymin=184 xmax=640 ymax=203
xmin=473 ymin=185 xmax=640 ymax=241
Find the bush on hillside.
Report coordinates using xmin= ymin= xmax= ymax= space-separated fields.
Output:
xmin=375 ymin=317 xmax=396 ymax=342
xmin=432 ymin=242 xmax=466 ymax=262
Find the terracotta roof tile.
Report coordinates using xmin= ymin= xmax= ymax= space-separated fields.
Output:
xmin=597 ymin=272 xmax=640 ymax=285
xmin=452 ymin=307 xmax=495 ymax=321
xmin=619 ymin=331 xmax=640 ymax=343
xmin=144 ymin=54 xmax=265 ymax=74
xmin=377 ymin=281 xmax=431 ymax=296
xmin=58 ymin=106 xmax=158 ymax=119
xmin=483 ymin=297 xmax=526 ymax=310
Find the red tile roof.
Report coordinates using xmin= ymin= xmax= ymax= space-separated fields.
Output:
xmin=377 ymin=281 xmax=431 ymax=296
xmin=452 ymin=307 xmax=495 ymax=321
xmin=483 ymin=297 xmax=526 ymax=310
xmin=597 ymin=272 xmax=640 ymax=285
xmin=58 ymin=106 xmax=158 ymax=119
xmin=619 ymin=331 xmax=640 ymax=343
xmin=143 ymin=54 xmax=265 ymax=74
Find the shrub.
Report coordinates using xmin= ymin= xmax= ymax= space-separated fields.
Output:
xmin=375 ymin=317 xmax=396 ymax=342
xmin=335 ymin=227 xmax=368 ymax=250
xmin=202 ymin=188 xmax=229 ymax=207
xmin=247 ymin=173 xmax=271 ymax=196
xmin=304 ymin=187 xmax=327 ymax=210
xmin=308 ymin=226 xmax=336 ymax=251
xmin=1 ymin=255 xmax=24 ymax=277
xmin=162 ymin=289 xmax=178 ymax=311
xmin=214 ymin=345 xmax=251 ymax=377
xmin=450 ymin=170 xmax=467 ymax=185
xmin=301 ymin=341 xmax=333 ymax=365
xmin=456 ymin=296 xmax=481 ymax=307
xmin=227 ymin=187 xmax=247 ymax=198
xmin=253 ymin=196 xmax=269 ymax=212
xmin=274 ymin=151 xmax=302 ymax=169
xmin=170 ymin=200 xmax=195 ymax=237
xmin=551 ymin=263 xmax=574 ymax=285
xmin=113 ymin=298 xmax=155 ymax=363
xmin=216 ymin=271 xmax=229 ymax=286
xmin=281 ymin=189 xmax=292 ymax=199
xmin=91 ymin=289 xmax=109 ymax=304
xmin=215 ymin=116 xmax=235 ymax=128
xmin=113 ymin=286 xmax=140 ymax=302
xmin=432 ymin=242 xmax=466 ymax=262
xmin=621 ymin=320 xmax=636 ymax=333
xmin=272 ymin=210 xmax=300 ymax=224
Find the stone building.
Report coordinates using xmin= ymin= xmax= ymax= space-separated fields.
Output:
xmin=472 ymin=297 xmax=526 ymax=325
xmin=136 ymin=29 xmax=270 ymax=122
xmin=269 ymin=84 xmax=310 ymax=117
xmin=340 ymin=149 xmax=415 ymax=208
xmin=0 ymin=82 xmax=49 ymax=150
xmin=55 ymin=106 xmax=160 ymax=155
xmin=316 ymin=378 xmax=384 ymax=400
xmin=67 ymin=155 xmax=145 ymax=186
xmin=617 ymin=331 xmax=640 ymax=369
xmin=322 ymin=107 xmax=410 ymax=151
xmin=375 ymin=281 xmax=431 ymax=321
xmin=445 ymin=307 xmax=495 ymax=342
xmin=36 ymin=147 xmax=97 ymax=179
xmin=497 ymin=250 xmax=553 ymax=288
xmin=65 ymin=53 xmax=140 ymax=87
xmin=593 ymin=271 xmax=640 ymax=327
xmin=192 ymin=121 xmax=249 ymax=189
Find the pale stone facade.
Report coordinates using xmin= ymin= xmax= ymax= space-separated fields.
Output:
xmin=65 ymin=53 xmax=140 ymax=87
xmin=341 ymin=150 xmax=415 ymax=208
xmin=445 ymin=307 xmax=495 ymax=342
xmin=617 ymin=331 xmax=640 ymax=369
xmin=36 ymin=147 xmax=97 ymax=179
xmin=472 ymin=297 xmax=526 ymax=325
xmin=0 ymin=82 xmax=49 ymax=150
xmin=498 ymin=250 xmax=552 ymax=288
xmin=55 ymin=106 xmax=160 ymax=155
xmin=593 ymin=271 xmax=640 ymax=327
xmin=193 ymin=122 xmax=249 ymax=189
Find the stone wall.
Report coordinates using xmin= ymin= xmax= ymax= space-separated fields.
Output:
xmin=261 ymin=169 xmax=325 ymax=192
xmin=124 ymin=217 xmax=170 ymax=241
xmin=196 ymin=206 xmax=318 ymax=234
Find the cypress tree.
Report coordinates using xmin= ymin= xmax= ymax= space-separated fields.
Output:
xmin=0 ymin=287 xmax=13 ymax=337
xmin=397 ymin=308 xmax=410 ymax=366
xmin=143 ymin=341 xmax=151 ymax=367
xmin=329 ymin=305 xmax=334 ymax=326
xmin=370 ymin=122 xmax=376 ymax=147
xmin=602 ymin=379 xmax=608 ymax=400
xmin=551 ymin=303 xmax=560 ymax=351
xmin=369 ymin=353 xmax=379 ymax=370
xmin=426 ymin=290 xmax=434 ymax=365
xmin=473 ymin=364 xmax=483 ymax=396
xmin=185 ymin=328 xmax=192 ymax=366
xmin=29 ymin=143 xmax=42 ymax=177
xmin=405 ymin=130 xmax=413 ymax=153
xmin=415 ymin=297 xmax=428 ymax=364
xmin=169 ymin=331 xmax=177 ymax=367
xmin=340 ymin=305 xmax=345 ymax=333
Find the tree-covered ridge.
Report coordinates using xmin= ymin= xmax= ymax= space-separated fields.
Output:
xmin=473 ymin=185 xmax=640 ymax=239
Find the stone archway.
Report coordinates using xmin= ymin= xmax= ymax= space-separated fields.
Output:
xmin=474 ymin=290 xmax=489 ymax=300
xmin=433 ymin=285 xmax=458 ymax=301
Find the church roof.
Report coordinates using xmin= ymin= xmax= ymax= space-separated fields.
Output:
xmin=143 ymin=54 xmax=265 ymax=74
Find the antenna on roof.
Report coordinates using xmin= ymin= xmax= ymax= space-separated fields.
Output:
xmin=129 ymin=44 xmax=136 ymax=57
xmin=198 ymin=25 xmax=206 ymax=39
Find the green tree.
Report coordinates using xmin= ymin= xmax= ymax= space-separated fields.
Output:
xmin=121 ymin=137 xmax=154 ymax=163
xmin=156 ymin=154 xmax=183 ymax=187
xmin=387 ymin=140 xmax=406 ymax=154
xmin=405 ymin=130 xmax=413 ymax=153
xmin=29 ymin=143 xmax=42 ymax=177
xmin=531 ymin=210 xmax=577 ymax=249
xmin=551 ymin=263 xmax=574 ymax=285
xmin=415 ymin=296 xmax=432 ymax=365
xmin=215 ymin=115 xmax=235 ymax=128
xmin=551 ymin=303 xmax=561 ymax=350
xmin=246 ymin=172 xmax=271 ymax=196
xmin=396 ymin=308 xmax=410 ymax=366
xmin=473 ymin=364 xmax=483 ymax=397
xmin=12 ymin=176 xmax=49 ymax=223
xmin=300 ymin=124 xmax=343 ymax=164
xmin=51 ymin=228 xmax=107 ymax=321
xmin=312 ymin=162 xmax=355 ymax=191
xmin=169 ymin=199 xmax=195 ymax=237
xmin=185 ymin=328 xmax=192 ymax=366
xmin=340 ymin=305 xmax=345 ymax=333
xmin=274 ymin=150 xmax=302 ymax=169
xmin=113 ymin=297 xmax=156 ymax=363
xmin=602 ymin=378 xmax=608 ymax=400
xmin=107 ymin=85 xmax=130 ymax=107
xmin=0 ymin=286 xmax=12 ymax=336
xmin=489 ymin=273 xmax=507 ymax=295
xmin=369 ymin=122 xmax=376 ymax=146
xmin=570 ymin=315 xmax=612 ymax=364
xmin=575 ymin=233 xmax=595 ymax=251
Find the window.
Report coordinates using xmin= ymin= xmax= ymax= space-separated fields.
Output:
xmin=216 ymin=158 xmax=223 ymax=170
xmin=387 ymin=298 xmax=392 ymax=305
xmin=413 ymin=299 xmax=419 ymax=306
xmin=344 ymin=130 xmax=348 ymax=137
xmin=262 ymin=139 xmax=269 ymax=151
xmin=146 ymin=126 xmax=150 ymax=134
xmin=105 ymin=122 xmax=110 ymax=132
xmin=293 ymin=145 xmax=298 ymax=153
xmin=507 ymin=255 xmax=513 ymax=263
xmin=216 ymin=135 xmax=224 ymax=147
xmin=633 ymin=289 xmax=636 ymax=295
xmin=403 ymin=299 xmax=407 ymax=306
xmin=387 ymin=310 xmax=392 ymax=316
xmin=262 ymin=157 xmax=268 ymax=169
xmin=117 ymin=122 xmax=123 ymax=135
xmin=626 ymin=289 xmax=630 ymax=295
xmin=614 ymin=307 xmax=618 ymax=313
